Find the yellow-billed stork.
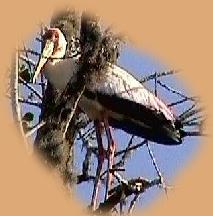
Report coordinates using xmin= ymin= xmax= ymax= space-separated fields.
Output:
xmin=33 ymin=27 xmax=186 ymax=209
xmin=33 ymin=28 xmax=183 ymax=145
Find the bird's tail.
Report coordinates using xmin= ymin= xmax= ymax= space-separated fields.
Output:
xmin=176 ymin=104 xmax=204 ymax=140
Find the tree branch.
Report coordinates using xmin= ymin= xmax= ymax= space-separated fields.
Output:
xmin=95 ymin=174 xmax=161 ymax=214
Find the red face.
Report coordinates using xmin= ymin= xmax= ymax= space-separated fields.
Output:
xmin=42 ymin=29 xmax=60 ymax=43
xmin=32 ymin=28 xmax=62 ymax=83
xmin=42 ymin=29 xmax=61 ymax=54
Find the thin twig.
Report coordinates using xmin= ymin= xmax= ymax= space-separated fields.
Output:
xmin=115 ymin=139 xmax=147 ymax=157
xmin=19 ymin=54 xmax=36 ymax=67
xmin=35 ymin=37 xmax=43 ymax=43
xmin=95 ymin=176 xmax=161 ymax=214
xmin=113 ymin=135 xmax=134 ymax=168
xmin=10 ymin=51 xmax=29 ymax=150
xmin=77 ymin=140 xmax=95 ymax=185
xmin=168 ymin=97 xmax=190 ymax=107
xmin=78 ymin=126 xmax=96 ymax=141
xmin=62 ymin=86 xmax=85 ymax=140
xmin=98 ymin=139 xmax=147 ymax=180
xmin=101 ymin=140 xmax=147 ymax=178
xmin=112 ymin=171 xmax=128 ymax=185
xmin=77 ymin=175 xmax=96 ymax=184
xmin=39 ymin=25 xmax=46 ymax=98
xmin=157 ymin=80 xmax=196 ymax=101
xmin=140 ymin=70 xmax=178 ymax=83
xmin=18 ymin=77 xmax=42 ymax=100
xmin=179 ymin=104 xmax=196 ymax=121
xmin=128 ymin=194 xmax=140 ymax=215
xmin=22 ymin=42 xmax=33 ymax=72
xmin=18 ymin=98 xmax=41 ymax=108
xmin=146 ymin=142 xmax=168 ymax=196
xmin=18 ymin=49 xmax=41 ymax=57
xmin=25 ymin=120 xmax=46 ymax=137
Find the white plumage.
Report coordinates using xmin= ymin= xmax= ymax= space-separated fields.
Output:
xmin=85 ymin=63 xmax=175 ymax=121
xmin=33 ymin=27 xmax=182 ymax=145
xmin=44 ymin=58 xmax=78 ymax=90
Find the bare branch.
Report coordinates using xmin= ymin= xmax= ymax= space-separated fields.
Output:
xmin=19 ymin=54 xmax=36 ymax=67
xmin=146 ymin=142 xmax=168 ymax=195
xmin=140 ymin=69 xmax=178 ymax=83
xmin=25 ymin=120 xmax=46 ymax=137
xmin=77 ymin=174 xmax=96 ymax=184
xmin=62 ymin=85 xmax=85 ymax=139
xmin=19 ymin=77 xmax=42 ymax=100
xmin=168 ymin=97 xmax=192 ymax=107
xmin=113 ymin=136 xmax=134 ymax=168
xmin=10 ymin=51 xmax=29 ymax=149
xmin=95 ymin=176 xmax=161 ymax=214
xmin=18 ymin=97 xmax=41 ymax=108
xmin=128 ymin=194 xmax=140 ymax=215
xmin=157 ymin=80 xmax=196 ymax=101
xmin=22 ymin=42 xmax=33 ymax=72
xmin=115 ymin=139 xmax=147 ymax=158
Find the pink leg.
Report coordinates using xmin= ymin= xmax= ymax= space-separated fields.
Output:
xmin=91 ymin=120 xmax=105 ymax=210
xmin=103 ymin=118 xmax=116 ymax=201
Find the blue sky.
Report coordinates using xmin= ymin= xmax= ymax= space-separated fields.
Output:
xmin=20 ymin=30 xmax=201 ymax=211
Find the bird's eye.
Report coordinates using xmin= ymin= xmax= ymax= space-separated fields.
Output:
xmin=54 ymin=32 xmax=59 ymax=39
xmin=43 ymin=31 xmax=52 ymax=40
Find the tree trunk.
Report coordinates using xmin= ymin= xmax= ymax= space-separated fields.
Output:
xmin=34 ymin=9 xmax=80 ymax=186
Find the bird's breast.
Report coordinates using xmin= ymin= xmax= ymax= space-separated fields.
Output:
xmin=44 ymin=59 xmax=78 ymax=90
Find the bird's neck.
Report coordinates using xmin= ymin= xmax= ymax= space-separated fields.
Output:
xmin=49 ymin=53 xmax=65 ymax=65
xmin=49 ymin=58 xmax=63 ymax=65
xmin=50 ymin=46 xmax=66 ymax=65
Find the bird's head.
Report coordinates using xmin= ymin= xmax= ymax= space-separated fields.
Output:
xmin=32 ymin=27 xmax=67 ymax=82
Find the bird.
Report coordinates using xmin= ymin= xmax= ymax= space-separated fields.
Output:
xmin=33 ymin=27 xmax=184 ymax=145
xmin=32 ymin=27 xmax=188 ymax=209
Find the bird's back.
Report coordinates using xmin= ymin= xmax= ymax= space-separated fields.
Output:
xmin=84 ymin=64 xmax=182 ymax=144
xmin=87 ymin=64 xmax=175 ymax=121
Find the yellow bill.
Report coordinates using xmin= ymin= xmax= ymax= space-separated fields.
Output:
xmin=32 ymin=40 xmax=54 ymax=83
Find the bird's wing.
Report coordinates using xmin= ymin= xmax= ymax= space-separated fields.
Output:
xmin=87 ymin=64 xmax=175 ymax=122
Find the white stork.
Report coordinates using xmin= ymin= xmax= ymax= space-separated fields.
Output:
xmin=33 ymin=27 xmax=185 ymax=209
